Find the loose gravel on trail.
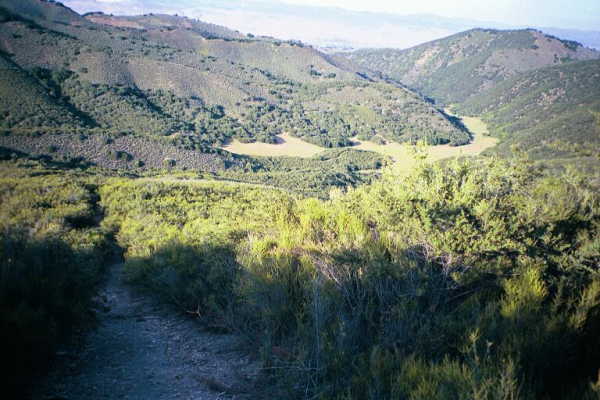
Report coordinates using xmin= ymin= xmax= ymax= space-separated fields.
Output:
xmin=32 ymin=264 xmax=260 ymax=400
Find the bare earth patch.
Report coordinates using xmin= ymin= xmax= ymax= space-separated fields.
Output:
xmin=31 ymin=264 xmax=260 ymax=400
xmin=221 ymin=132 xmax=325 ymax=158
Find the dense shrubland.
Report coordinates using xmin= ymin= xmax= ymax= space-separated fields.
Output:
xmin=454 ymin=59 xmax=600 ymax=164
xmin=97 ymin=156 xmax=600 ymax=399
xmin=344 ymin=28 xmax=598 ymax=105
xmin=0 ymin=165 xmax=113 ymax=395
xmin=213 ymin=148 xmax=386 ymax=197
xmin=2 ymin=153 xmax=598 ymax=399
xmin=0 ymin=141 xmax=384 ymax=197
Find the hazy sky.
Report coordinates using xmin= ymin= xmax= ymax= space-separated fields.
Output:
xmin=276 ymin=0 xmax=600 ymax=29
xmin=71 ymin=0 xmax=600 ymax=29
xmin=63 ymin=0 xmax=600 ymax=49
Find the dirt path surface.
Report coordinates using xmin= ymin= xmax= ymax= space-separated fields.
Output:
xmin=32 ymin=264 xmax=260 ymax=400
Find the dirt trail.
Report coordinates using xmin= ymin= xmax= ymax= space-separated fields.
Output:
xmin=32 ymin=264 xmax=259 ymax=400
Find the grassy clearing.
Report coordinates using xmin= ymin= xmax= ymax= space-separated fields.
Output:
xmin=220 ymin=132 xmax=325 ymax=158
xmin=351 ymin=112 xmax=498 ymax=172
xmin=222 ymin=114 xmax=497 ymax=174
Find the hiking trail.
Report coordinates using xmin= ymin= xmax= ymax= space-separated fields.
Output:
xmin=32 ymin=263 xmax=260 ymax=400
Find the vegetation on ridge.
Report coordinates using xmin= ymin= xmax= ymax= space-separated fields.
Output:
xmin=343 ymin=28 xmax=599 ymax=105
xmin=453 ymin=59 xmax=600 ymax=166
xmin=0 ymin=0 xmax=469 ymax=166
xmin=96 ymin=156 xmax=600 ymax=399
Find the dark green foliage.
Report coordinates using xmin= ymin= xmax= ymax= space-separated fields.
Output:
xmin=1 ymin=233 xmax=100 ymax=395
xmin=125 ymin=243 xmax=239 ymax=315
xmin=455 ymin=60 xmax=600 ymax=162
xmin=163 ymin=158 xmax=176 ymax=168
xmin=0 ymin=172 xmax=112 ymax=396
xmin=215 ymin=148 xmax=386 ymax=197
xmin=108 ymin=149 xmax=133 ymax=161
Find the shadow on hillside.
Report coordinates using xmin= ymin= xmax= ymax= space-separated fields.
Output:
xmin=122 ymin=241 xmax=241 ymax=330
xmin=120 ymin=238 xmax=600 ymax=398
xmin=1 ymin=230 xmax=113 ymax=398
xmin=0 ymin=145 xmax=96 ymax=170
xmin=442 ymin=112 xmax=470 ymax=135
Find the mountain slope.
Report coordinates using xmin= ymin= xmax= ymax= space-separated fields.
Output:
xmin=343 ymin=28 xmax=599 ymax=104
xmin=83 ymin=12 xmax=245 ymax=40
xmin=0 ymin=0 xmax=468 ymax=150
xmin=453 ymin=59 xmax=600 ymax=164
xmin=0 ymin=0 xmax=88 ymax=26
xmin=0 ymin=52 xmax=87 ymax=132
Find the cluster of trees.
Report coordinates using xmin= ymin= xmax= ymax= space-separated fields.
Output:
xmin=213 ymin=148 xmax=386 ymax=197
xmin=6 ymin=57 xmax=471 ymax=151
xmin=235 ymin=92 xmax=469 ymax=148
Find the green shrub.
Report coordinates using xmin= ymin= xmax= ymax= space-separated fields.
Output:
xmin=125 ymin=242 xmax=239 ymax=316
xmin=96 ymin=156 xmax=599 ymax=398
xmin=0 ymin=232 xmax=103 ymax=394
xmin=0 ymin=172 xmax=112 ymax=396
xmin=163 ymin=158 xmax=176 ymax=168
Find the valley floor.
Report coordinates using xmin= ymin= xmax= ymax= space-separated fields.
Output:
xmin=220 ymin=132 xmax=325 ymax=158
xmin=31 ymin=263 xmax=259 ymax=400
xmin=350 ymin=113 xmax=498 ymax=172
xmin=219 ymin=114 xmax=498 ymax=173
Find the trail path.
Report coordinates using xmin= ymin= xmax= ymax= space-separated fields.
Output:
xmin=32 ymin=264 xmax=259 ymax=400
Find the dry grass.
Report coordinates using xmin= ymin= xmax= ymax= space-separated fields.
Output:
xmin=351 ymin=113 xmax=498 ymax=172
xmin=220 ymin=132 xmax=325 ymax=158
xmin=221 ymin=114 xmax=497 ymax=174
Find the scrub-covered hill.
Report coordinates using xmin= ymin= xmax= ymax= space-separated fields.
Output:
xmin=0 ymin=0 xmax=468 ymax=163
xmin=453 ymin=59 xmax=600 ymax=167
xmin=343 ymin=28 xmax=599 ymax=104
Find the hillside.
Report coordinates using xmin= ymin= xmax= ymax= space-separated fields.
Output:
xmin=0 ymin=0 xmax=88 ymax=26
xmin=83 ymin=12 xmax=245 ymax=40
xmin=0 ymin=0 xmax=468 ymax=164
xmin=0 ymin=53 xmax=87 ymax=131
xmin=453 ymin=59 xmax=600 ymax=165
xmin=343 ymin=28 xmax=599 ymax=104
xmin=5 ymin=153 xmax=599 ymax=399
xmin=3 ymin=2 xmax=600 ymax=399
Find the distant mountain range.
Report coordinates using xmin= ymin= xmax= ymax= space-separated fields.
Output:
xmin=340 ymin=29 xmax=600 ymax=168
xmin=0 ymin=0 xmax=468 ymax=173
xmin=62 ymin=0 xmax=600 ymax=50
xmin=343 ymin=29 xmax=599 ymax=104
